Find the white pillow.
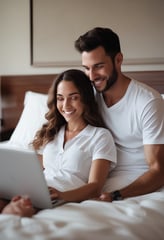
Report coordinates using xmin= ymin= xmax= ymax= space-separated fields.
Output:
xmin=9 ymin=91 xmax=48 ymax=149
xmin=8 ymin=92 xmax=164 ymax=150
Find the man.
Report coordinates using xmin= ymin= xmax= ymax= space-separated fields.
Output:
xmin=75 ymin=27 xmax=164 ymax=201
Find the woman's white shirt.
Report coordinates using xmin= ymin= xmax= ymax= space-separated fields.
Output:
xmin=43 ymin=124 xmax=116 ymax=191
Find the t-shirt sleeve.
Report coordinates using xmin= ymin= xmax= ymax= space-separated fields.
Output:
xmin=141 ymin=97 xmax=164 ymax=144
xmin=91 ymin=128 xmax=117 ymax=170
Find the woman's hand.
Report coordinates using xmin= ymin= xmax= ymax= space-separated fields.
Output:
xmin=48 ymin=187 xmax=61 ymax=200
xmin=2 ymin=196 xmax=36 ymax=217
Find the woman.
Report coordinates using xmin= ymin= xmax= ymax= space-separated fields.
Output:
xmin=1 ymin=69 xmax=116 ymax=217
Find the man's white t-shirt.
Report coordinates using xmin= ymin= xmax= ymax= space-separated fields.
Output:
xmin=43 ymin=124 xmax=116 ymax=191
xmin=96 ymin=79 xmax=164 ymax=192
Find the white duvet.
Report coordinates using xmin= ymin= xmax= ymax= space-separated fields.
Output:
xmin=0 ymin=93 xmax=164 ymax=240
xmin=0 ymin=191 xmax=164 ymax=240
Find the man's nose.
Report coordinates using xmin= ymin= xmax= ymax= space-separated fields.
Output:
xmin=88 ymin=69 xmax=96 ymax=81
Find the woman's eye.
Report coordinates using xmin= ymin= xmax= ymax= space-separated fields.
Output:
xmin=57 ymin=97 xmax=63 ymax=101
xmin=71 ymin=95 xmax=80 ymax=100
xmin=71 ymin=96 xmax=77 ymax=100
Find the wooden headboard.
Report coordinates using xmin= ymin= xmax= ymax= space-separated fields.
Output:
xmin=1 ymin=71 xmax=164 ymax=140
xmin=0 ymin=74 xmax=57 ymax=140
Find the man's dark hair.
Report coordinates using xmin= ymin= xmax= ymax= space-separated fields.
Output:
xmin=75 ymin=27 xmax=121 ymax=59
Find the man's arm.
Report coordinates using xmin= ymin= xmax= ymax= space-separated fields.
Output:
xmin=99 ymin=144 xmax=164 ymax=201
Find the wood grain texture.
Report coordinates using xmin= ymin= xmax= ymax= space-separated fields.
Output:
xmin=1 ymin=71 xmax=164 ymax=139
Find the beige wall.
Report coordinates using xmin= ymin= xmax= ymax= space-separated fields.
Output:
xmin=0 ymin=0 xmax=164 ymax=75
xmin=0 ymin=0 xmax=66 ymax=75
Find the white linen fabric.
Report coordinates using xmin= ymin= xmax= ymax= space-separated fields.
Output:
xmin=0 ymin=191 xmax=164 ymax=240
xmin=0 ymin=91 xmax=164 ymax=240
xmin=9 ymin=91 xmax=48 ymax=149
xmin=43 ymin=125 xmax=117 ymax=191
xmin=96 ymin=80 xmax=164 ymax=192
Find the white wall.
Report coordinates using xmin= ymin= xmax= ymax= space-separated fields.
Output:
xmin=0 ymin=0 xmax=164 ymax=75
xmin=33 ymin=0 xmax=164 ymax=69
xmin=0 ymin=0 xmax=67 ymax=75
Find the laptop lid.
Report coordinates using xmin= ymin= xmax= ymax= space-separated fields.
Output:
xmin=0 ymin=147 xmax=57 ymax=209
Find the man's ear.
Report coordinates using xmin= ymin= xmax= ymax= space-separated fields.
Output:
xmin=115 ymin=52 xmax=123 ymax=67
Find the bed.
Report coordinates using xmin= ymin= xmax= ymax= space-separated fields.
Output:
xmin=0 ymin=71 xmax=164 ymax=240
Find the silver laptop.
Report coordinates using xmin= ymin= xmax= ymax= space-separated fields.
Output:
xmin=0 ymin=147 xmax=64 ymax=209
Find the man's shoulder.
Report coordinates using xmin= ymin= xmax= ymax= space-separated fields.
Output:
xmin=131 ymin=79 xmax=161 ymax=100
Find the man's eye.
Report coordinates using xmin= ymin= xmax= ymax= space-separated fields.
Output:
xmin=83 ymin=66 xmax=89 ymax=71
xmin=96 ymin=64 xmax=104 ymax=69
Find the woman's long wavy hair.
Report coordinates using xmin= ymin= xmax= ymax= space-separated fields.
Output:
xmin=32 ymin=69 xmax=106 ymax=150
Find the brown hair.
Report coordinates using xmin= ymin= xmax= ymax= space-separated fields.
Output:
xmin=75 ymin=27 xmax=121 ymax=60
xmin=32 ymin=69 xmax=106 ymax=150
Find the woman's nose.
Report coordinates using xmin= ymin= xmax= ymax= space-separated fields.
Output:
xmin=63 ymin=98 xmax=70 ymax=108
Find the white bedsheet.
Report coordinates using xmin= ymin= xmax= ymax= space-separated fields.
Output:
xmin=0 ymin=141 xmax=164 ymax=240
xmin=0 ymin=191 xmax=164 ymax=240
xmin=1 ymin=91 xmax=164 ymax=239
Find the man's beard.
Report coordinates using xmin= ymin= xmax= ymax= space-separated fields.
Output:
xmin=103 ymin=65 xmax=118 ymax=92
